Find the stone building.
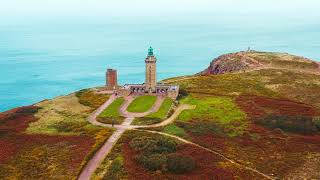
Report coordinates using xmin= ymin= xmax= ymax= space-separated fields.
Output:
xmin=106 ymin=69 xmax=118 ymax=90
xmin=145 ymin=47 xmax=157 ymax=92
xmin=107 ymin=47 xmax=179 ymax=99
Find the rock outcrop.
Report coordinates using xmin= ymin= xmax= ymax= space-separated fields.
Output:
xmin=200 ymin=51 xmax=319 ymax=75
xmin=199 ymin=51 xmax=263 ymax=75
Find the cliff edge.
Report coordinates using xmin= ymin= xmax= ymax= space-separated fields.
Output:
xmin=200 ymin=51 xmax=320 ymax=75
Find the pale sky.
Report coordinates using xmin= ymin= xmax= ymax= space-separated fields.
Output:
xmin=0 ymin=0 xmax=319 ymax=22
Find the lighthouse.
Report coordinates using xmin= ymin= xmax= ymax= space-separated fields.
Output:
xmin=145 ymin=46 xmax=157 ymax=93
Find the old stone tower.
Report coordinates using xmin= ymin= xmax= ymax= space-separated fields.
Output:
xmin=145 ymin=46 xmax=157 ymax=92
xmin=106 ymin=69 xmax=118 ymax=90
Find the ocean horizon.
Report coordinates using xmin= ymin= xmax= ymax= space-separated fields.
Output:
xmin=1 ymin=1 xmax=320 ymax=112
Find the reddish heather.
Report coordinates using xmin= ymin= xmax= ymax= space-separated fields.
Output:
xmin=0 ymin=106 xmax=40 ymax=133
xmin=0 ymin=106 xmax=95 ymax=170
xmin=235 ymin=95 xmax=319 ymax=119
xmin=122 ymin=142 xmax=257 ymax=179
xmin=186 ymin=123 xmax=320 ymax=178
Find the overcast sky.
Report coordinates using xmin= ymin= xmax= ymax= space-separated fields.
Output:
xmin=1 ymin=0 xmax=319 ymax=23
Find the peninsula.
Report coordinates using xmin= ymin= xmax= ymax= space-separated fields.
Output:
xmin=1 ymin=49 xmax=320 ymax=180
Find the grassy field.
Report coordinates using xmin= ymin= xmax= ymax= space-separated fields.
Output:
xmin=132 ymin=98 xmax=173 ymax=125
xmin=163 ymin=124 xmax=187 ymax=137
xmin=97 ymin=97 xmax=125 ymax=124
xmin=175 ymin=94 xmax=247 ymax=137
xmin=127 ymin=95 xmax=157 ymax=113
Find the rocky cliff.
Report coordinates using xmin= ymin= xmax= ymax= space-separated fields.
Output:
xmin=200 ymin=51 xmax=320 ymax=75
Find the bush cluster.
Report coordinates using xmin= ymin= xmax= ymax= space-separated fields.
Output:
xmin=49 ymin=121 xmax=88 ymax=134
xmin=177 ymin=88 xmax=188 ymax=100
xmin=167 ymin=154 xmax=195 ymax=174
xmin=176 ymin=120 xmax=224 ymax=136
xmin=130 ymin=136 xmax=177 ymax=154
xmin=75 ymin=89 xmax=109 ymax=109
xmin=129 ymin=136 xmax=195 ymax=173
xmin=103 ymin=156 xmax=124 ymax=180
xmin=136 ymin=153 xmax=167 ymax=171
xmin=314 ymin=117 xmax=320 ymax=130
xmin=256 ymin=115 xmax=319 ymax=134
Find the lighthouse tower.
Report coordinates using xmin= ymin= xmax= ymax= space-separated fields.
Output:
xmin=145 ymin=46 xmax=157 ymax=93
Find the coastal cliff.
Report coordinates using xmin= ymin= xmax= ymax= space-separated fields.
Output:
xmin=1 ymin=51 xmax=320 ymax=179
xmin=200 ymin=51 xmax=320 ymax=75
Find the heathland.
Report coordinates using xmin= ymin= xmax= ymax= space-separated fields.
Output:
xmin=1 ymin=51 xmax=320 ymax=179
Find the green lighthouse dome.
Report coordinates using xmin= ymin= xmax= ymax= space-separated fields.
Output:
xmin=148 ymin=46 xmax=154 ymax=56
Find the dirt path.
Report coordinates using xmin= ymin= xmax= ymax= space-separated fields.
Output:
xmin=140 ymin=130 xmax=276 ymax=180
xmin=78 ymin=117 xmax=134 ymax=180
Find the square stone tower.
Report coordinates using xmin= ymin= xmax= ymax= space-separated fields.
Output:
xmin=145 ymin=47 xmax=157 ymax=93
xmin=106 ymin=69 xmax=118 ymax=90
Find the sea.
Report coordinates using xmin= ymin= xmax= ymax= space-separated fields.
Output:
xmin=1 ymin=13 xmax=320 ymax=112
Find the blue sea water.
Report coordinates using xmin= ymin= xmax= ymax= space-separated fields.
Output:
xmin=0 ymin=14 xmax=320 ymax=112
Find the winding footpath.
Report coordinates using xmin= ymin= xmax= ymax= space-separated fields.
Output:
xmin=78 ymin=95 xmax=178 ymax=180
xmin=78 ymin=94 xmax=275 ymax=180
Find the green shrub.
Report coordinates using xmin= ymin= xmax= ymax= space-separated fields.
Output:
xmin=136 ymin=153 xmax=167 ymax=171
xmin=103 ymin=156 xmax=124 ymax=180
xmin=176 ymin=120 xmax=224 ymax=136
xmin=75 ymin=89 xmax=109 ymax=109
xmin=313 ymin=117 xmax=320 ymax=130
xmin=16 ymin=106 xmax=40 ymax=114
xmin=177 ymin=88 xmax=188 ymax=100
xmin=129 ymin=136 xmax=177 ymax=154
xmin=48 ymin=121 xmax=88 ymax=134
xmin=167 ymin=154 xmax=195 ymax=174
xmin=256 ymin=115 xmax=318 ymax=134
